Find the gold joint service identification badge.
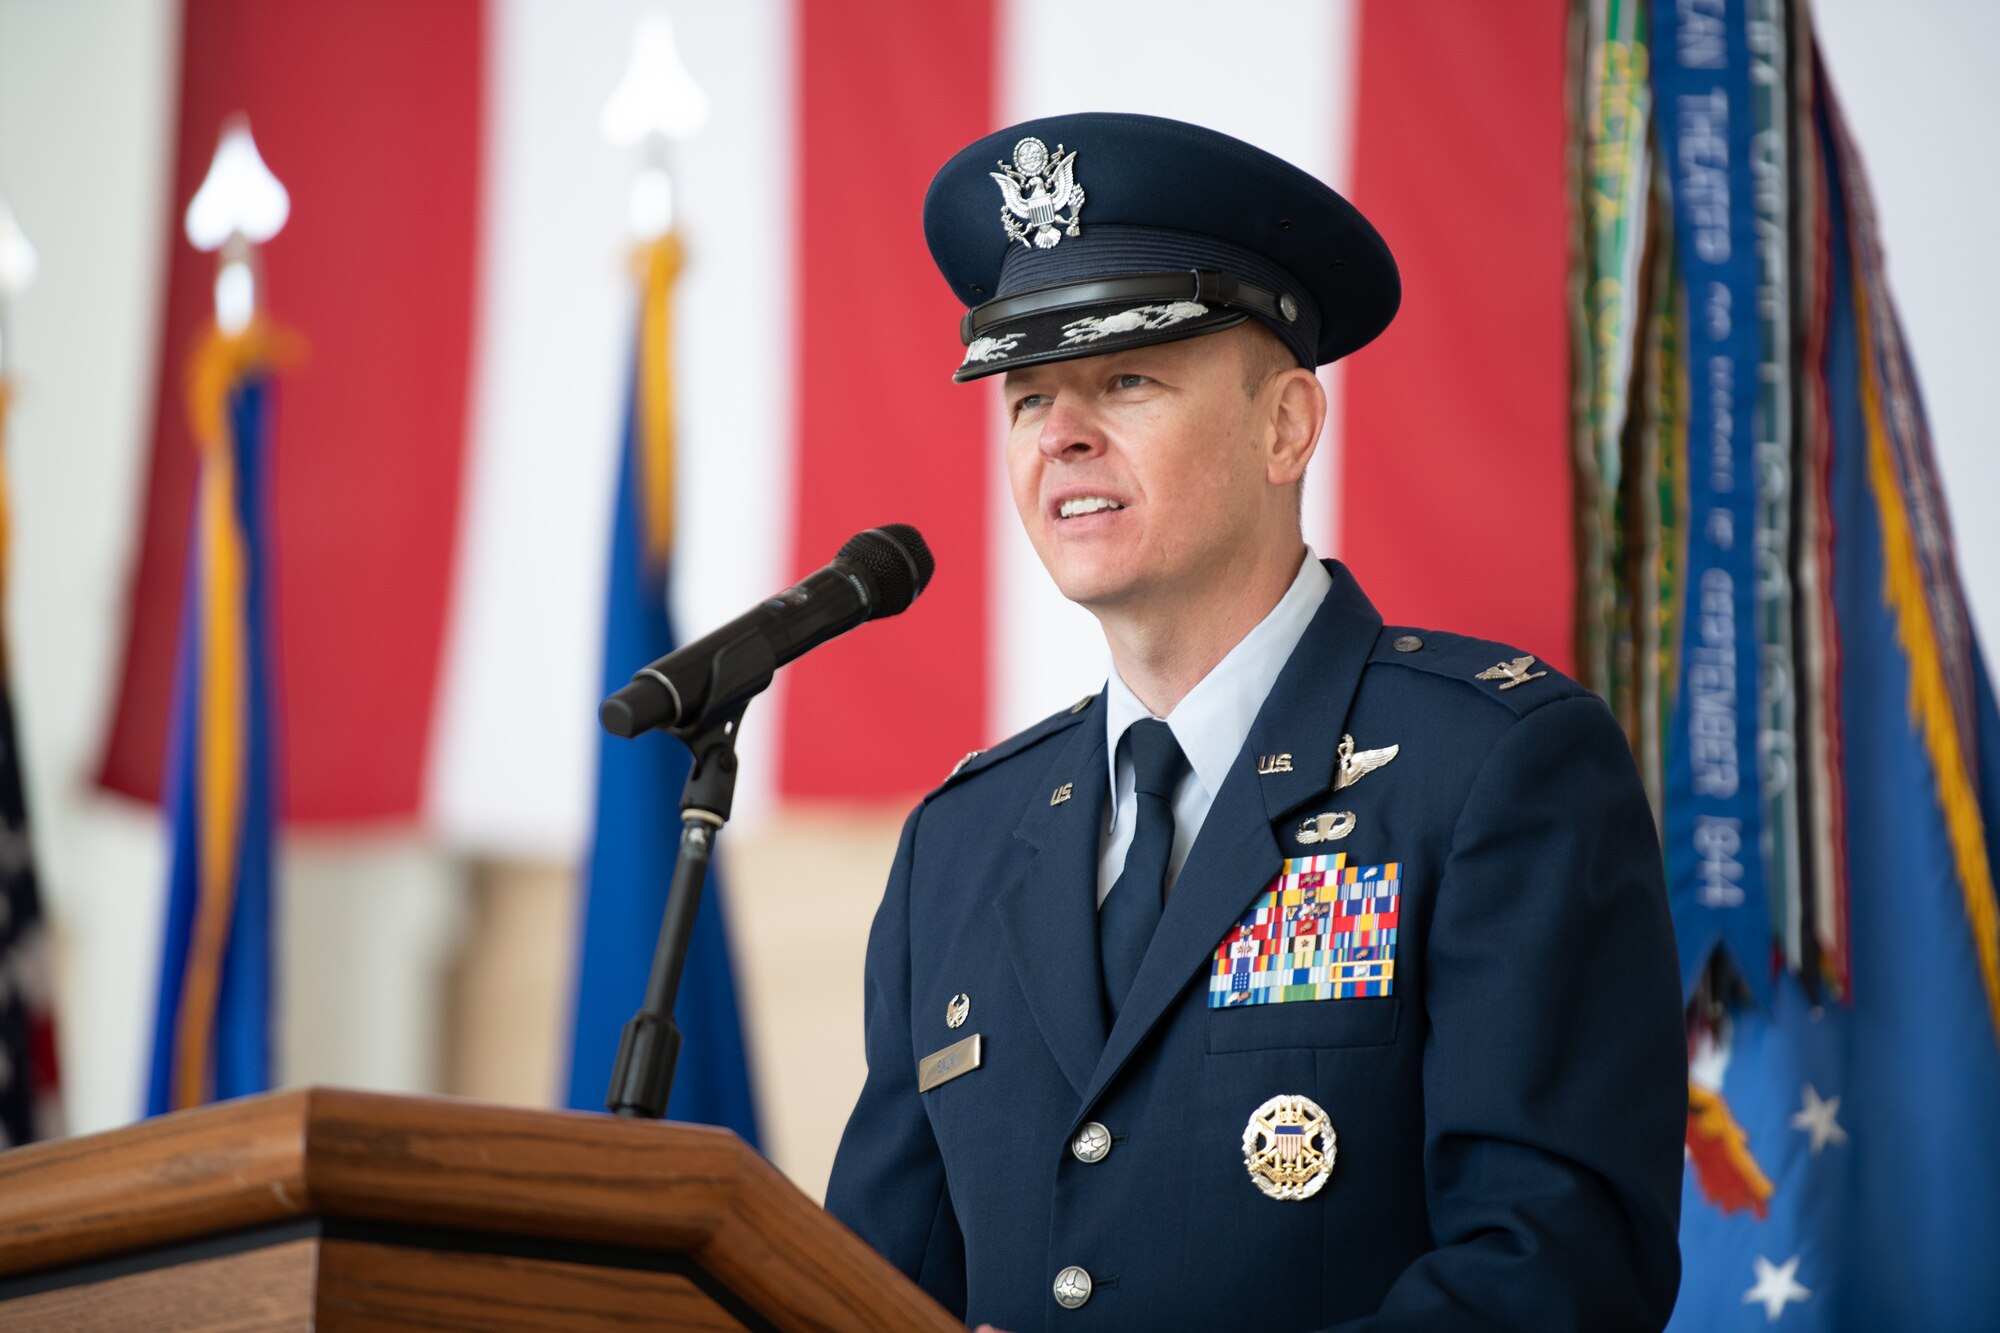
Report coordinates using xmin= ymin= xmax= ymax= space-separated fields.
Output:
xmin=1243 ymin=1093 xmax=1336 ymax=1200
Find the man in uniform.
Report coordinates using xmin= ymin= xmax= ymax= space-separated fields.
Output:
xmin=825 ymin=113 xmax=1684 ymax=1331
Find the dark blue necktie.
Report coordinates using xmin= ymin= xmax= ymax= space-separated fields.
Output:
xmin=1100 ymin=718 xmax=1189 ymax=1019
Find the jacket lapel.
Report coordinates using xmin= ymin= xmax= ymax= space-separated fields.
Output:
xmin=997 ymin=693 xmax=1110 ymax=1099
xmin=1078 ymin=562 xmax=1383 ymax=1115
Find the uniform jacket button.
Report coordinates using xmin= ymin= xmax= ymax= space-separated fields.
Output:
xmin=1070 ymin=1121 xmax=1112 ymax=1163
xmin=1393 ymin=634 xmax=1424 ymax=652
xmin=1053 ymin=1266 xmax=1093 ymax=1309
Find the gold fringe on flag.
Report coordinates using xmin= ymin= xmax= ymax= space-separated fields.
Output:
xmin=1853 ymin=280 xmax=2000 ymax=1045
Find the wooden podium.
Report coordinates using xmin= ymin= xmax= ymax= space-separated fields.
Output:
xmin=0 ymin=1087 xmax=961 ymax=1331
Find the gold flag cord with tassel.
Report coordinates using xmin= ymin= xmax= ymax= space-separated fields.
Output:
xmin=169 ymin=319 xmax=297 ymax=1110
xmin=634 ymin=232 xmax=684 ymax=566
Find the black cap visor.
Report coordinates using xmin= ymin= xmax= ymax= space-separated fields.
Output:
xmin=955 ymin=269 xmax=1287 ymax=383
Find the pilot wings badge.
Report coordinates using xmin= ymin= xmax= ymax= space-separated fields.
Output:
xmin=1334 ymin=733 xmax=1399 ymax=791
xmin=990 ymin=137 xmax=1084 ymax=250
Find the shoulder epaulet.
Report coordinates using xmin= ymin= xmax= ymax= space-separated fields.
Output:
xmin=927 ymin=692 xmax=1097 ymax=798
xmin=1368 ymin=626 xmax=1589 ymax=718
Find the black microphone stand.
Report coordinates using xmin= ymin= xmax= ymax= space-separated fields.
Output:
xmin=604 ymin=701 xmax=749 ymax=1119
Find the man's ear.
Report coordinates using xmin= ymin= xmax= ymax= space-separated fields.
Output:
xmin=1265 ymin=368 xmax=1326 ymax=487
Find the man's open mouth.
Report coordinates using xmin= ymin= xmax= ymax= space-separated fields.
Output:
xmin=1058 ymin=496 xmax=1125 ymax=519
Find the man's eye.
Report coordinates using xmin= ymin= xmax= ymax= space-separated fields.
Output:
xmin=1013 ymin=393 xmax=1051 ymax=415
xmin=1115 ymin=374 xmax=1150 ymax=389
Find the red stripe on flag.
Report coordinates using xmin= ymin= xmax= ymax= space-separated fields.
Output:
xmin=1339 ymin=0 xmax=1574 ymax=667
xmin=781 ymin=0 xmax=996 ymax=799
xmin=97 ymin=0 xmax=482 ymax=823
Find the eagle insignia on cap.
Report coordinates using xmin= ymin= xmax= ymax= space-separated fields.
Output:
xmin=990 ymin=137 xmax=1084 ymax=250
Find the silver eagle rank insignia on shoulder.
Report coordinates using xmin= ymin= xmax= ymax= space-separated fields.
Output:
xmin=1475 ymin=655 xmax=1548 ymax=691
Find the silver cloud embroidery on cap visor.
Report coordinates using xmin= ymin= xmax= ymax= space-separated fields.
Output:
xmin=1059 ymin=301 xmax=1209 ymax=346
xmin=962 ymin=333 xmax=1024 ymax=365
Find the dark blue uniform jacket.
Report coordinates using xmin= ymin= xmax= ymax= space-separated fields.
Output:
xmin=826 ymin=561 xmax=1684 ymax=1331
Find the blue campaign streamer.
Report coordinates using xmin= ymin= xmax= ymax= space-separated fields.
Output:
xmin=563 ymin=347 xmax=760 ymax=1145
xmin=1651 ymin=0 xmax=1772 ymax=1005
xmin=144 ymin=374 xmax=278 ymax=1115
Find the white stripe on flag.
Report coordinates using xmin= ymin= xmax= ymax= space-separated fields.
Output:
xmin=655 ymin=0 xmax=794 ymax=829
xmin=988 ymin=0 xmax=1360 ymax=740
xmin=429 ymin=0 xmax=794 ymax=854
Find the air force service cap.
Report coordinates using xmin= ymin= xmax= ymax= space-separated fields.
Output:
xmin=925 ymin=111 xmax=1399 ymax=382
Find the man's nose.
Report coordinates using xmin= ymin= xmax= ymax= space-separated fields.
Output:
xmin=1037 ymin=395 xmax=1107 ymax=461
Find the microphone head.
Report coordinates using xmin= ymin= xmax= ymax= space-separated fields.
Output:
xmin=838 ymin=524 xmax=935 ymax=618
xmin=599 ymin=695 xmax=643 ymax=739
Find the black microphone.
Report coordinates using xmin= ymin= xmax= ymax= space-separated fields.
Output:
xmin=599 ymin=524 xmax=935 ymax=738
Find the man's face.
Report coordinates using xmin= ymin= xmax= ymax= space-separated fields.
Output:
xmin=1002 ymin=324 xmax=1287 ymax=617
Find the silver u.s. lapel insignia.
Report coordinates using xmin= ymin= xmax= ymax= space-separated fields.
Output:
xmin=1243 ymin=1093 xmax=1336 ymax=1200
xmin=990 ymin=137 xmax=1084 ymax=249
xmin=1295 ymin=811 xmax=1356 ymax=845
xmin=1476 ymin=655 xmax=1547 ymax=690
xmin=1334 ymin=734 xmax=1398 ymax=791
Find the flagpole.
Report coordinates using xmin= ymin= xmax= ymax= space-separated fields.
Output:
xmin=185 ymin=115 xmax=288 ymax=334
xmin=0 ymin=194 xmax=35 ymax=614
xmin=0 ymin=194 xmax=32 ymax=384
xmin=146 ymin=116 xmax=290 ymax=1114
xmin=594 ymin=11 xmax=724 ymax=1121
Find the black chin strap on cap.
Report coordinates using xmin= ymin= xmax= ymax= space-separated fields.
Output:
xmin=960 ymin=268 xmax=1299 ymax=345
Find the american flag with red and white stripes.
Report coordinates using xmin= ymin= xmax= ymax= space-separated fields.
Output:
xmin=95 ymin=0 xmax=1575 ymax=855
xmin=0 ymin=605 xmax=61 ymax=1147
xmin=2 ymin=336 xmax=62 ymax=1144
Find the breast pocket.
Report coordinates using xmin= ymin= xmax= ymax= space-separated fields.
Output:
xmin=1206 ymin=996 xmax=1400 ymax=1052
xmin=1207 ymin=854 xmax=1406 ymax=1052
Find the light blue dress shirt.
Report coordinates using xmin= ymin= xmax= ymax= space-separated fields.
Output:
xmin=1097 ymin=549 xmax=1333 ymax=906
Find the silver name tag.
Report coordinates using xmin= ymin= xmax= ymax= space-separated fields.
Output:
xmin=917 ymin=1034 xmax=982 ymax=1093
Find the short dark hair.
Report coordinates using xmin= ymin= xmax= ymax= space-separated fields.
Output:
xmin=1239 ymin=320 xmax=1301 ymax=398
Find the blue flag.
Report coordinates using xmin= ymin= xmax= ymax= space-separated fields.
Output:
xmin=146 ymin=332 xmax=284 ymax=1115
xmin=1668 ymin=53 xmax=2000 ymax=1323
xmin=565 ymin=241 xmax=759 ymax=1143
xmin=1577 ymin=2 xmax=2000 ymax=1323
